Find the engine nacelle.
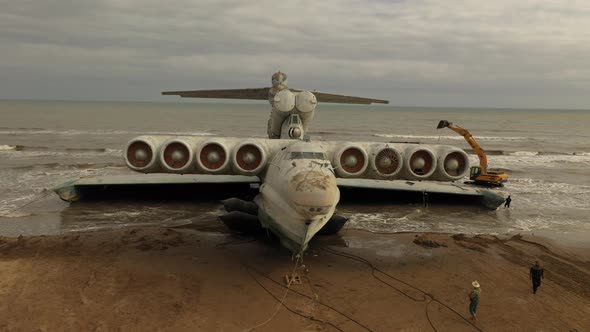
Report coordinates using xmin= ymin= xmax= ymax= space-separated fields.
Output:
xmin=295 ymin=90 xmax=317 ymax=113
xmin=432 ymin=147 xmax=470 ymax=181
xmin=124 ymin=136 xmax=168 ymax=173
xmin=159 ymin=138 xmax=195 ymax=173
xmin=272 ymin=89 xmax=296 ymax=113
xmin=402 ymin=146 xmax=437 ymax=180
xmin=196 ymin=140 xmax=231 ymax=173
xmin=333 ymin=144 xmax=368 ymax=178
xmin=370 ymin=145 xmax=403 ymax=179
xmin=232 ymin=141 xmax=267 ymax=175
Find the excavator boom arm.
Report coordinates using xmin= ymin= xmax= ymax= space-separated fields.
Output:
xmin=437 ymin=120 xmax=487 ymax=169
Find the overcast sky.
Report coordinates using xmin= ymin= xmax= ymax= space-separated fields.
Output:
xmin=1 ymin=0 xmax=589 ymax=108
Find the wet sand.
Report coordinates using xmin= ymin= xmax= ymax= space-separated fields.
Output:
xmin=0 ymin=226 xmax=589 ymax=331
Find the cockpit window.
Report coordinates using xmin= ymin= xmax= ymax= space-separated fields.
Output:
xmin=290 ymin=152 xmax=326 ymax=160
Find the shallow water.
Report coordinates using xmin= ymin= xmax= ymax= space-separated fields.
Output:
xmin=1 ymin=100 xmax=589 ymax=241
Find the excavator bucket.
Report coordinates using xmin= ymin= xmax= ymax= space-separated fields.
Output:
xmin=437 ymin=120 xmax=451 ymax=129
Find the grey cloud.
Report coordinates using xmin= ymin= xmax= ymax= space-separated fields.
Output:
xmin=0 ymin=0 xmax=589 ymax=108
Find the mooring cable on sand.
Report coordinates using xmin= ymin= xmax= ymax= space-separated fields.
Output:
xmin=321 ymin=246 xmax=484 ymax=332
xmin=244 ymin=264 xmax=373 ymax=332
xmin=241 ymin=258 xmax=307 ymax=332
xmin=216 ymin=235 xmax=483 ymax=332
xmin=242 ymin=262 xmax=348 ymax=332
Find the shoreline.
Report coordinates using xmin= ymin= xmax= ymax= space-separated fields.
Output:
xmin=1 ymin=226 xmax=589 ymax=331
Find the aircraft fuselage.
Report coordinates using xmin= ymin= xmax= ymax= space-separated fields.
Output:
xmin=255 ymin=141 xmax=339 ymax=254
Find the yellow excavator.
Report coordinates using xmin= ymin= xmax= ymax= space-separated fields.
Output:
xmin=437 ymin=120 xmax=509 ymax=187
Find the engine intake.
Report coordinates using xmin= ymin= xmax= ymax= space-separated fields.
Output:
xmin=404 ymin=147 xmax=436 ymax=179
xmin=160 ymin=139 xmax=194 ymax=172
xmin=125 ymin=137 xmax=159 ymax=172
xmin=233 ymin=142 xmax=266 ymax=174
xmin=372 ymin=147 xmax=403 ymax=178
xmin=334 ymin=145 xmax=368 ymax=177
xmin=197 ymin=141 xmax=229 ymax=172
xmin=434 ymin=149 xmax=470 ymax=181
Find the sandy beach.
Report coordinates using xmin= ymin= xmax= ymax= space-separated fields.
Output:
xmin=0 ymin=226 xmax=589 ymax=332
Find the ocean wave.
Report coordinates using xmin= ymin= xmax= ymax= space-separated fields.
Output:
xmin=0 ymin=195 xmax=37 ymax=218
xmin=482 ymin=153 xmax=590 ymax=170
xmin=0 ymin=145 xmax=16 ymax=151
xmin=0 ymin=128 xmax=214 ymax=136
xmin=507 ymin=151 xmax=539 ymax=156
xmin=9 ymin=162 xmax=126 ymax=171
xmin=0 ymin=211 xmax=33 ymax=218
xmin=374 ymin=134 xmax=529 ymax=141
xmin=506 ymin=178 xmax=590 ymax=195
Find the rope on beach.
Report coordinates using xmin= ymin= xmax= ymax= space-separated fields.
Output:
xmin=242 ymin=258 xmax=303 ymax=332
xmin=243 ymin=264 xmax=348 ymax=332
xmin=425 ymin=299 xmax=438 ymax=332
xmin=321 ymin=246 xmax=485 ymax=332
xmin=246 ymin=264 xmax=373 ymax=332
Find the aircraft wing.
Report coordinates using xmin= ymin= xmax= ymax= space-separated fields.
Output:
xmin=162 ymin=88 xmax=271 ymax=100
xmin=54 ymin=174 xmax=260 ymax=202
xmin=290 ymin=89 xmax=389 ymax=104
xmin=336 ymin=178 xmax=505 ymax=209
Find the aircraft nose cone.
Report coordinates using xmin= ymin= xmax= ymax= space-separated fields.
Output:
xmin=288 ymin=170 xmax=339 ymax=208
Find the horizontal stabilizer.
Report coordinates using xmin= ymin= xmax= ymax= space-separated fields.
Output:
xmin=162 ymin=88 xmax=271 ymax=100
xmin=162 ymin=87 xmax=389 ymax=104
xmin=292 ymin=89 xmax=389 ymax=104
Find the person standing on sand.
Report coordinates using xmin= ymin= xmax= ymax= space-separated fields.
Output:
xmin=504 ymin=195 xmax=512 ymax=208
xmin=468 ymin=281 xmax=481 ymax=321
xmin=530 ymin=261 xmax=544 ymax=294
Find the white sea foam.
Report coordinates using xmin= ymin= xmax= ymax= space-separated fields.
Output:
xmin=0 ymin=211 xmax=33 ymax=218
xmin=508 ymin=151 xmax=539 ymax=156
xmin=105 ymin=148 xmax=123 ymax=155
xmin=0 ymin=129 xmax=214 ymax=136
xmin=0 ymin=145 xmax=16 ymax=151
xmin=374 ymin=134 xmax=528 ymax=141
xmin=474 ymin=153 xmax=590 ymax=169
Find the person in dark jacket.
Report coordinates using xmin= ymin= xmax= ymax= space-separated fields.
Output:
xmin=530 ymin=261 xmax=544 ymax=294
xmin=504 ymin=195 xmax=512 ymax=208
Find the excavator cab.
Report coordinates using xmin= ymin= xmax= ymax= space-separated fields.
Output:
xmin=470 ymin=166 xmax=482 ymax=180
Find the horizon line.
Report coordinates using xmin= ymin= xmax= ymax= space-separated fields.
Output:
xmin=0 ymin=98 xmax=588 ymax=112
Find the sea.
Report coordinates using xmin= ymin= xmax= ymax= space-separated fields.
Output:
xmin=1 ymin=100 xmax=589 ymax=246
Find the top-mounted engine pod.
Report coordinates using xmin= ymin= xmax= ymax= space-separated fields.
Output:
xmin=160 ymin=139 xmax=194 ymax=172
xmin=197 ymin=141 xmax=230 ymax=172
xmin=439 ymin=149 xmax=469 ymax=180
xmin=405 ymin=147 xmax=437 ymax=179
xmin=272 ymin=89 xmax=296 ymax=113
xmin=233 ymin=142 xmax=267 ymax=174
xmin=125 ymin=138 xmax=157 ymax=171
xmin=295 ymin=91 xmax=317 ymax=113
xmin=334 ymin=145 xmax=368 ymax=177
xmin=371 ymin=147 xmax=403 ymax=177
